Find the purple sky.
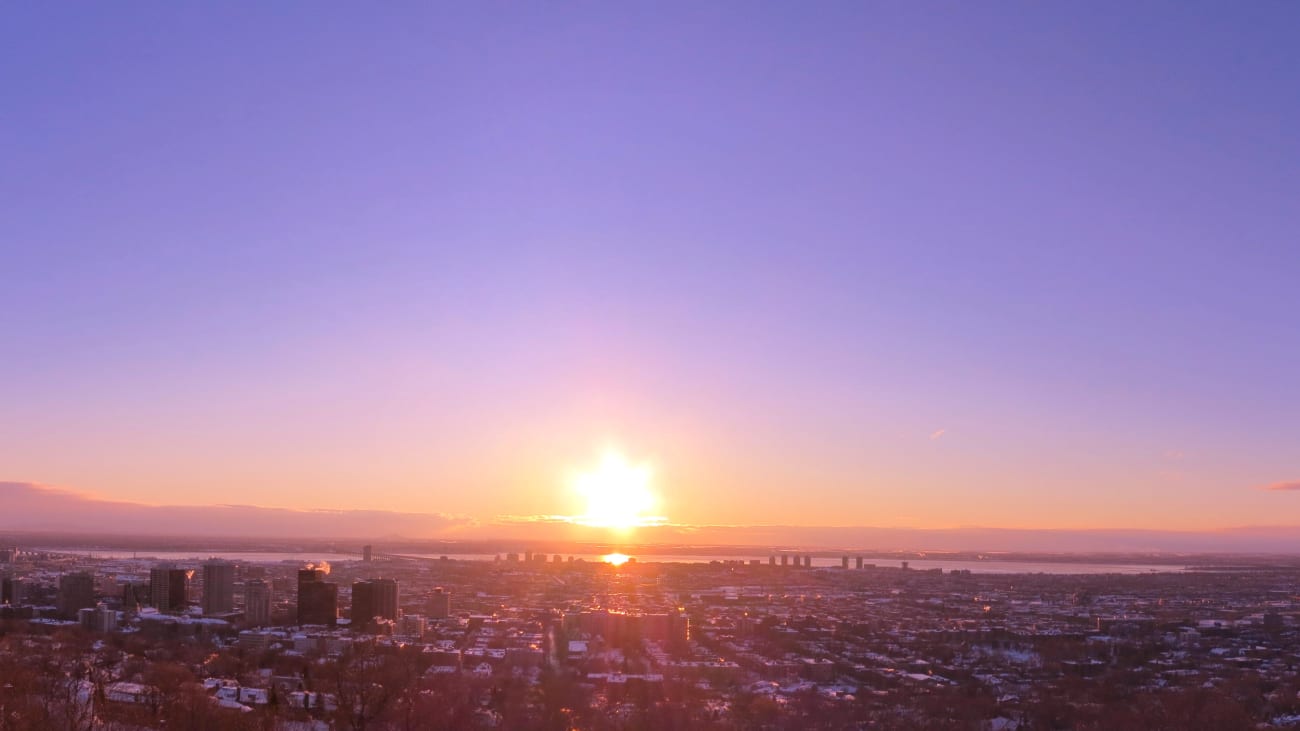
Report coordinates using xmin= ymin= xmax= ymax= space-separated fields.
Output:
xmin=2 ymin=2 xmax=1298 ymax=533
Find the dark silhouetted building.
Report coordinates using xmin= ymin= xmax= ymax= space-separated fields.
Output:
xmin=244 ymin=579 xmax=272 ymax=626
xmin=352 ymin=578 xmax=398 ymax=626
xmin=79 ymin=603 xmax=117 ymax=632
xmin=121 ymin=582 xmax=149 ymax=612
xmin=298 ymin=568 xmax=337 ymax=626
xmin=58 ymin=572 xmax=96 ymax=616
xmin=1 ymin=574 xmax=24 ymax=603
xmin=429 ymin=586 xmax=450 ymax=619
xmin=2 ymin=576 xmax=28 ymax=605
xmin=150 ymin=566 xmax=192 ymax=612
xmin=202 ymin=559 xmax=235 ymax=615
xmin=363 ymin=545 xmax=373 ymax=562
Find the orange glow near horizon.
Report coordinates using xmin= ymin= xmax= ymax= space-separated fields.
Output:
xmin=571 ymin=451 xmax=662 ymax=530
xmin=602 ymin=552 xmax=631 ymax=566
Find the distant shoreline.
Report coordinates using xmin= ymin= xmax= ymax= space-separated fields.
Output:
xmin=12 ymin=532 xmax=1300 ymax=572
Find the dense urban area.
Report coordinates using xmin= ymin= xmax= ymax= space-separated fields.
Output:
xmin=2 ymin=544 xmax=1300 ymax=730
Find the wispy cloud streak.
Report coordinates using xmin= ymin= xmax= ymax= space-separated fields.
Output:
xmin=0 ymin=482 xmax=471 ymax=538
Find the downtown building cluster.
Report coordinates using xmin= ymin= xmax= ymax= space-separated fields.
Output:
xmin=3 ymin=544 xmax=1300 ymax=729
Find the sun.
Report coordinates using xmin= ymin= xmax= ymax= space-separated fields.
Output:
xmin=572 ymin=451 xmax=661 ymax=530
xmin=602 ymin=553 xmax=631 ymax=566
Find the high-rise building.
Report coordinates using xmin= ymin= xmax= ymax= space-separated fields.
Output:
xmin=121 ymin=582 xmax=149 ymax=612
xmin=78 ymin=603 xmax=118 ymax=632
xmin=150 ymin=566 xmax=192 ymax=612
xmin=202 ymin=559 xmax=235 ymax=615
xmin=352 ymin=579 xmax=399 ymax=626
xmin=299 ymin=582 xmax=337 ymax=626
xmin=856 ymin=556 xmax=864 ymax=570
xmin=2 ymin=576 xmax=27 ymax=605
xmin=429 ymin=586 xmax=450 ymax=619
xmin=297 ymin=568 xmax=337 ymax=626
xmin=362 ymin=545 xmax=373 ymax=562
xmin=0 ymin=547 xmax=16 ymax=563
xmin=58 ymin=572 xmax=96 ymax=616
xmin=244 ymin=579 xmax=272 ymax=626
xmin=399 ymin=614 xmax=426 ymax=638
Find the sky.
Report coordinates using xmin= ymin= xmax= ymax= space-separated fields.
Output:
xmin=2 ymin=2 xmax=1299 ymax=538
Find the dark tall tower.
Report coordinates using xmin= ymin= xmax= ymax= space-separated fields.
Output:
xmin=362 ymin=545 xmax=373 ymax=562
xmin=429 ymin=586 xmax=450 ymax=619
xmin=58 ymin=572 xmax=96 ymax=616
xmin=121 ymin=582 xmax=149 ymax=612
xmin=244 ymin=579 xmax=272 ymax=626
xmin=352 ymin=578 xmax=398 ymax=626
xmin=297 ymin=568 xmax=338 ymax=626
xmin=202 ymin=559 xmax=235 ymax=614
xmin=3 ymin=576 xmax=28 ymax=605
xmin=150 ymin=566 xmax=192 ymax=612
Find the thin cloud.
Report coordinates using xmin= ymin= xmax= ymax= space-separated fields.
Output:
xmin=0 ymin=481 xmax=472 ymax=538
xmin=495 ymin=514 xmax=579 ymax=524
xmin=929 ymin=428 xmax=946 ymax=440
xmin=1263 ymin=480 xmax=1300 ymax=492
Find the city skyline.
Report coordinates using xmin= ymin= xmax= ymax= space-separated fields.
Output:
xmin=4 ymin=2 xmax=1299 ymax=540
